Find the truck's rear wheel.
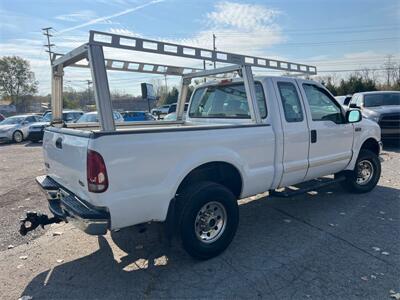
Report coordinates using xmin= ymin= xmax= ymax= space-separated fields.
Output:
xmin=340 ymin=149 xmax=381 ymax=193
xmin=176 ymin=181 xmax=239 ymax=260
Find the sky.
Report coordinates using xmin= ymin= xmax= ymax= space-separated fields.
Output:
xmin=0 ymin=0 xmax=399 ymax=95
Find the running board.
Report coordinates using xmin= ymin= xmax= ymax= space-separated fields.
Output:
xmin=270 ymin=176 xmax=345 ymax=198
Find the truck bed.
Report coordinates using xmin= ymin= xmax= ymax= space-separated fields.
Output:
xmin=57 ymin=120 xmax=260 ymax=136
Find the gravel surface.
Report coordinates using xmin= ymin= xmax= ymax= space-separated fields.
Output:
xmin=0 ymin=142 xmax=49 ymax=251
xmin=0 ymin=141 xmax=399 ymax=299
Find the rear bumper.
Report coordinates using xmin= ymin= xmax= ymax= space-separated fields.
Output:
xmin=36 ymin=175 xmax=110 ymax=235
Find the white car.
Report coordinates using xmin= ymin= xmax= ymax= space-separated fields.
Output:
xmin=151 ymin=104 xmax=171 ymax=118
xmin=0 ymin=114 xmax=41 ymax=143
xmin=76 ymin=111 xmax=124 ymax=123
xmin=335 ymin=95 xmax=352 ymax=107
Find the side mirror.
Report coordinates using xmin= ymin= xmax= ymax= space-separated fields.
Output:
xmin=346 ymin=110 xmax=362 ymax=123
xmin=22 ymin=121 xmax=29 ymax=125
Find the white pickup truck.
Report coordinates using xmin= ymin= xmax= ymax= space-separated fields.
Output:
xmin=21 ymin=31 xmax=382 ymax=260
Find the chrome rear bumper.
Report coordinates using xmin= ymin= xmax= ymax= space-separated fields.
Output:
xmin=36 ymin=175 xmax=110 ymax=235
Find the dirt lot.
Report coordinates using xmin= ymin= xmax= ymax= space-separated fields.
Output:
xmin=0 ymin=141 xmax=399 ymax=299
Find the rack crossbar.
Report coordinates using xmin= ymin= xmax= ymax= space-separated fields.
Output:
xmin=87 ymin=31 xmax=316 ymax=75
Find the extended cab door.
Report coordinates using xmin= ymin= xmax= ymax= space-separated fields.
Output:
xmin=298 ymin=81 xmax=354 ymax=180
xmin=272 ymin=78 xmax=310 ymax=187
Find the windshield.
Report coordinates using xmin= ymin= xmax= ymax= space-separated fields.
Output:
xmin=42 ymin=113 xmax=52 ymax=122
xmin=364 ymin=93 xmax=400 ymax=107
xmin=0 ymin=116 xmax=25 ymax=125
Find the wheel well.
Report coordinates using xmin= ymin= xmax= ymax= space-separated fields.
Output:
xmin=360 ymin=138 xmax=380 ymax=155
xmin=176 ymin=162 xmax=242 ymax=199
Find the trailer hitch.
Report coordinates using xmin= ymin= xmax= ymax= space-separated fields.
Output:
xmin=19 ymin=212 xmax=64 ymax=236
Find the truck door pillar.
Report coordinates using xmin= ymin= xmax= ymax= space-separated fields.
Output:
xmin=88 ymin=44 xmax=115 ymax=131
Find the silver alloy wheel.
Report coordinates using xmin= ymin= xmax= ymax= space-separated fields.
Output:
xmin=195 ymin=201 xmax=227 ymax=244
xmin=13 ymin=131 xmax=23 ymax=143
xmin=356 ymin=160 xmax=374 ymax=185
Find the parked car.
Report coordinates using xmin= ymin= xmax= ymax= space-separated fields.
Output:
xmin=151 ymin=104 xmax=171 ymax=118
xmin=27 ymin=110 xmax=83 ymax=142
xmin=122 ymin=111 xmax=155 ymax=122
xmin=0 ymin=113 xmax=5 ymax=122
xmin=167 ymin=103 xmax=189 ymax=114
xmin=0 ymin=114 xmax=42 ymax=143
xmin=163 ymin=104 xmax=189 ymax=121
xmin=350 ymin=91 xmax=400 ymax=140
xmin=335 ymin=95 xmax=352 ymax=107
xmin=76 ymin=111 xmax=124 ymax=123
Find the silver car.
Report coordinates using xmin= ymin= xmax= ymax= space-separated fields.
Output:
xmin=350 ymin=91 xmax=400 ymax=140
xmin=0 ymin=114 xmax=42 ymax=143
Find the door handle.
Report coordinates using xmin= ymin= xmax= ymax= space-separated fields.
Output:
xmin=55 ymin=137 xmax=63 ymax=149
xmin=311 ymin=130 xmax=317 ymax=143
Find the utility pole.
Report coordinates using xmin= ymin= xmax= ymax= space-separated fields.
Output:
xmin=86 ymin=80 xmax=93 ymax=107
xmin=42 ymin=27 xmax=55 ymax=63
xmin=213 ymin=33 xmax=216 ymax=69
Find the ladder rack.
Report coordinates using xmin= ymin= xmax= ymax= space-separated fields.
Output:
xmin=53 ymin=30 xmax=317 ymax=76
xmin=50 ymin=30 xmax=317 ymax=132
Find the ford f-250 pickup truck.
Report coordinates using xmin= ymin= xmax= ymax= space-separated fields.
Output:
xmin=20 ymin=31 xmax=382 ymax=260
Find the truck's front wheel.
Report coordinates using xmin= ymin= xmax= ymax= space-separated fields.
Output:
xmin=340 ymin=149 xmax=381 ymax=193
xmin=177 ymin=181 xmax=239 ymax=260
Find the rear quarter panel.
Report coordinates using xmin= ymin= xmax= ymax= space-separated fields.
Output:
xmin=89 ymin=125 xmax=276 ymax=229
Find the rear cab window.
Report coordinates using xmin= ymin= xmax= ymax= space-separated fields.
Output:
xmin=277 ymin=82 xmax=303 ymax=122
xmin=189 ymin=82 xmax=267 ymax=119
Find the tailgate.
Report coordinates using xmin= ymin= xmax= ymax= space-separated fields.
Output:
xmin=42 ymin=127 xmax=91 ymax=200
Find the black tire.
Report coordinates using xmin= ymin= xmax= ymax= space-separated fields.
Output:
xmin=340 ymin=149 xmax=381 ymax=193
xmin=12 ymin=131 xmax=23 ymax=143
xmin=176 ymin=181 xmax=239 ymax=260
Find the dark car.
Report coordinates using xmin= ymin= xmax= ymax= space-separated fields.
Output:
xmin=27 ymin=110 xmax=83 ymax=142
xmin=350 ymin=91 xmax=400 ymax=141
xmin=167 ymin=103 xmax=189 ymax=114
xmin=122 ymin=111 xmax=155 ymax=122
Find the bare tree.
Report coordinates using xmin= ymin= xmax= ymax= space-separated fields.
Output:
xmin=0 ymin=56 xmax=38 ymax=110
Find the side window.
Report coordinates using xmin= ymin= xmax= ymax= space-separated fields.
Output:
xmin=277 ymin=82 xmax=304 ymax=122
xmin=25 ymin=116 xmax=36 ymax=123
xmin=303 ymin=84 xmax=344 ymax=124
xmin=189 ymin=82 xmax=267 ymax=119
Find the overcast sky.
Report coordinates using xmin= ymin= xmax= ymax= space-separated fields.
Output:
xmin=0 ymin=0 xmax=399 ymax=95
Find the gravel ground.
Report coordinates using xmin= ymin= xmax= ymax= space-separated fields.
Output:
xmin=0 ymin=141 xmax=399 ymax=299
xmin=0 ymin=142 xmax=49 ymax=251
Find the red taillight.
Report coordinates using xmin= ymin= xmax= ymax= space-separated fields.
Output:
xmin=87 ymin=150 xmax=108 ymax=193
